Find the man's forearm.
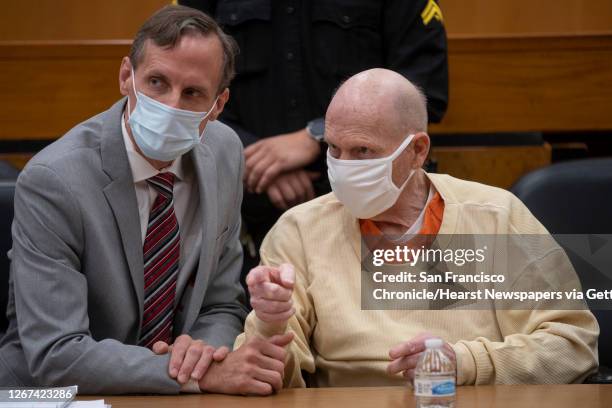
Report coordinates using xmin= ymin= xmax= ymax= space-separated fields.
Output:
xmin=24 ymin=337 xmax=181 ymax=394
xmin=189 ymin=311 xmax=246 ymax=348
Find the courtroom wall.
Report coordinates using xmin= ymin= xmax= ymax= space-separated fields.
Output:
xmin=1 ymin=0 xmax=611 ymax=41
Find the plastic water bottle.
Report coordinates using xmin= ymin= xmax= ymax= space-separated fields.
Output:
xmin=414 ymin=338 xmax=456 ymax=408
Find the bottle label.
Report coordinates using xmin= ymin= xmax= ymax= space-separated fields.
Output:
xmin=414 ymin=378 xmax=456 ymax=397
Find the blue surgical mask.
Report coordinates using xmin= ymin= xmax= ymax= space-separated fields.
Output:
xmin=127 ymin=68 xmax=218 ymax=162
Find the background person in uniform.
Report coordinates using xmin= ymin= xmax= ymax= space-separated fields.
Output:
xmin=180 ymin=0 xmax=449 ymax=273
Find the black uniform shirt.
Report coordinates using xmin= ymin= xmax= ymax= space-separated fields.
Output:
xmin=181 ymin=0 xmax=448 ymax=144
xmin=180 ymin=0 xmax=448 ymax=248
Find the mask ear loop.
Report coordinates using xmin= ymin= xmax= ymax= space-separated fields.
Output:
xmin=199 ymin=95 xmax=220 ymax=139
xmin=389 ymin=134 xmax=415 ymax=160
xmin=126 ymin=66 xmax=139 ymax=122
xmin=390 ymin=134 xmax=417 ymax=191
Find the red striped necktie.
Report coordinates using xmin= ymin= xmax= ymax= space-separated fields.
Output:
xmin=138 ymin=172 xmax=180 ymax=349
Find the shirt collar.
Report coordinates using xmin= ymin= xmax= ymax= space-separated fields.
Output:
xmin=121 ymin=113 xmax=185 ymax=183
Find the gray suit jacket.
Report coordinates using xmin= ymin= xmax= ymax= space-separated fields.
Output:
xmin=0 ymin=99 xmax=248 ymax=393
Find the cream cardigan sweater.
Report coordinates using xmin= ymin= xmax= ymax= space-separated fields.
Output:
xmin=236 ymin=173 xmax=599 ymax=387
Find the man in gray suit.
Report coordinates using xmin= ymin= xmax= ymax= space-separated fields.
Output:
xmin=0 ymin=5 xmax=291 ymax=395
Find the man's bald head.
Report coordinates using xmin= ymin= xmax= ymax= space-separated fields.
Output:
xmin=327 ymin=68 xmax=428 ymax=140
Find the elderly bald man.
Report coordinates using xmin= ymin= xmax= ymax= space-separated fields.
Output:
xmin=235 ymin=69 xmax=599 ymax=387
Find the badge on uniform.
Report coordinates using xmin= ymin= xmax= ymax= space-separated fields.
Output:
xmin=421 ymin=0 xmax=443 ymax=26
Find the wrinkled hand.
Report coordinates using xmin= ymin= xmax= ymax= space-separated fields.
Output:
xmin=152 ymin=334 xmax=229 ymax=384
xmin=244 ymin=129 xmax=321 ymax=193
xmin=199 ymin=333 xmax=294 ymax=395
xmin=266 ymin=170 xmax=320 ymax=210
xmin=247 ymin=264 xmax=296 ymax=327
xmin=387 ymin=333 xmax=456 ymax=381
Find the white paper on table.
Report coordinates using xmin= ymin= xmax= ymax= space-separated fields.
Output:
xmin=68 ymin=401 xmax=109 ymax=408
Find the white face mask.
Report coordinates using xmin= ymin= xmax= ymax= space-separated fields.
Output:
xmin=127 ymin=68 xmax=218 ymax=162
xmin=327 ymin=134 xmax=416 ymax=219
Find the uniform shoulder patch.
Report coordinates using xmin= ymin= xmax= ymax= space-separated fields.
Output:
xmin=421 ymin=0 xmax=444 ymax=26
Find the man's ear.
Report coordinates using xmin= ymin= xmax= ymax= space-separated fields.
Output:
xmin=118 ymin=56 xmax=133 ymax=97
xmin=412 ymin=132 xmax=431 ymax=168
xmin=208 ymin=88 xmax=230 ymax=121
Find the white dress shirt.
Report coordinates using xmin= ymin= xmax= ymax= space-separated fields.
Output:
xmin=121 ymin=114 xmax=202 ymax=393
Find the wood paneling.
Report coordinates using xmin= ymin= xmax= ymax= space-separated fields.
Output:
xmin=1 ymin=0 xmax=610 ymax=40
xmin=0 ymin=1 xmax=170 ymax=41
xmin=0 ymin=34 xmax=611 ymax=140
xmin=0 ymin=41 xmax=130 ymax=140
xmin=443 ymin=0 xmax=612 ymax=36
xmin=0 ymin=153 xmax=34 ymax=170
xmin=431 ymin=144 xmax=552 ymax=189
xmin=430 ymin=33 xmax=612 ymax=134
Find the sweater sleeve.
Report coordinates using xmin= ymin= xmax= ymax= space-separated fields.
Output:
xmin=452 ymin=248 xmax=599 ymax=385
xmin=234 ymin=214 xmax=317 ymax=387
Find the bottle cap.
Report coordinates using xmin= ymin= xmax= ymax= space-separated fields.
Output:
xmin=425 ymin=338 xmax=443 ymax=349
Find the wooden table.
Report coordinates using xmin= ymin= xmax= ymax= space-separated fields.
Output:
xmin=81 ymin=384 xmax=612 ymax=407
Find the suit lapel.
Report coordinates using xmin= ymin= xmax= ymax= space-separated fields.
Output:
xmin=181 ymin=141 xmax=218 ymax=330
xmin=100 ymin=98 xmax=144 ymax=337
